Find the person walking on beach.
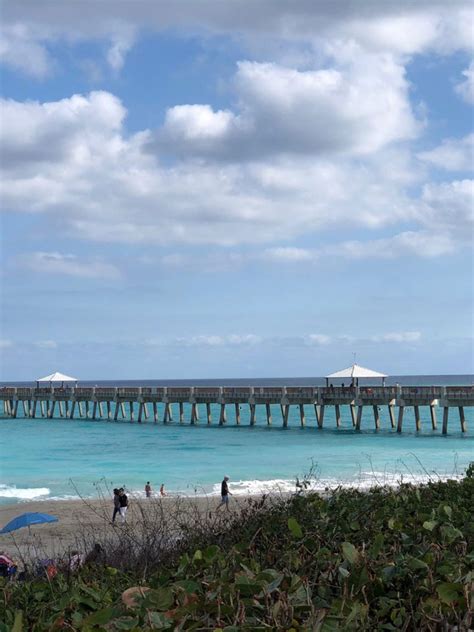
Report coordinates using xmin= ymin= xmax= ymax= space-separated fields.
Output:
xmin=217 ymin=476 xmax=232 ymax=511
xmin=112 ymin=488 xmax=120 ymax=523
xmin=160 ymin=483 xmax=166 ymax=497
xmin=145 ymin=482 xmax=152 ymax=498
xmin=118 ymin=488 xmax=128 ymax=523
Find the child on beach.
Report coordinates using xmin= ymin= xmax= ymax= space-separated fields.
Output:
xmin=160 ymin=483 xmax=166 ymax=496
xmin=145 ymin=482 xmax=152 ymax=498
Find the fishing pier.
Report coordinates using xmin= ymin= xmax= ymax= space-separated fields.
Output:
xmin=1 ymin=384 xmax=472 ymax=434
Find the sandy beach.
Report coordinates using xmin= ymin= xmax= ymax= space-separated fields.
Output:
xmin=0 ymin=493 xmax=250 ymax=563
xmin=0 ymin=489 xmax=284 ymax=568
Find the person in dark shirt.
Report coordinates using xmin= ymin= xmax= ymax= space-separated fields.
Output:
xmin=217 ymin=476 xmax=232 ymax=511
xmin=111 ymin=488 xmax=120 ymax=523
xmin=118 ymin=488 xmax=128 ymax=523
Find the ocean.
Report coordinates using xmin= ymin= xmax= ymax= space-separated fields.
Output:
xmin=1 ymin=375 xmax=472 ymax=505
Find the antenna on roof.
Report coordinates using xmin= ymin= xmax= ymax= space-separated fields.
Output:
xmin=353 ymin=352 xmax=357 ymax=365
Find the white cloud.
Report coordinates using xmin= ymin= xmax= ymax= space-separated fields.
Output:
xmin=148 ymin=331 xmax=422 ymax=349
xmin=262 ymin=248 xmax=315 ymax=262
xmin=158 ymin=56 xmax=420 ymax=160
xmin=420 ymin=179 xmax=474 ymax=239
xmin=106 ymin=27 xmax=136 ymax=71
xmin=17 ymin=252 xmax=121 ymax=279
xmin=0 ymin=91 xmax=126 ymax=175
xmin=0 ymin=91 xmax=423 ymax=247
xmin=330 ymin=231 xmax=456 ymax=259
xmin=35 ymin=340 xmax=58 ymax=349
xmin=371 ymin=331 xmax=421 ymax=343
xmin=227 ymin=334 xmax=262 ymax=345
xmin=0 ymin=2 xmax=472 ymax=76
xmin=307 ymin=334 xmax=332 ymax=345
xmin=0 ymin=91 xmax=469 ymax=259
xmin=147 ymin=334 xmax=262 ymax=347
xmin=163 ymin=105 xmax=235 ymax=143
xmin=418 ymin=134 xmax=474 ymax=171
xmin=0 ymin=24 xmax=52 ymax=78
xmin=455 ymin=62 xmax=474 ymax=105
xmin=335 ymin=6 xmax=473 ymax=56
xmin=324 ymin=179 xmax=474 ymax=259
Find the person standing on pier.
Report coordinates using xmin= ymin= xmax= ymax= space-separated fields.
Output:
xmin=217 ymin=476 xmax=232 ymax=511
xmin=145 ymin=482 xmax=152 ymax=498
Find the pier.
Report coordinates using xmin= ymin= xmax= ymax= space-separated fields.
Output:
xmin=1 ymin=385 xmax=473 ymax=434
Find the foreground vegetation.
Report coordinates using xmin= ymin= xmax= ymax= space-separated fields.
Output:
xmin=1 ymin=467 xmax=473 ymax=631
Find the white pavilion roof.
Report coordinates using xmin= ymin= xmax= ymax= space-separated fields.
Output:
xmin=37 ymin=371 xmax=78 ymax=382
xmin=325 ymin=363 xmax=387 ymax=379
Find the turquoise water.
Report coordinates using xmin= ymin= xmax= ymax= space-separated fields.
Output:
xmin=1 ymin=400 xmax=472 ymax=504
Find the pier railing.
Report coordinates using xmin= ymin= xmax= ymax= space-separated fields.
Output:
xmin=2 ymin=385 xmax=474 ymax=399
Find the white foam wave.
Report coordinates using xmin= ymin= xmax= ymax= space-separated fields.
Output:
xmin=210 ymin=479 xmax=298 ymax=496
xmin=0 ymin=484 xmax=50 ymax=500
xmin=1 ymin=470 xmax=465 ymax=504
xmin=205 ymin=471 xmax=465 ymax=497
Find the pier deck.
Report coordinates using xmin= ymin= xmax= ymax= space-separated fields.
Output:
xmin=1 ymin=385 xmax=473 ymax=434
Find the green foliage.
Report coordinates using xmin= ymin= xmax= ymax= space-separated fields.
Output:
xmin=1 ymin=465 xmax=473 ymax=630
xmin=288 ymin=516 xmax=303 ymax=538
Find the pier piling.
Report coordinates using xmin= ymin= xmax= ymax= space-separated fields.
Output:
xmin=373 ymin=405 xmax=380 ymax=430
xmin=388 ymin=405 xmax=395 ymax=428
xmin=442 ymin=407 xmax=449 ymax=435
xmin=219 ymin=403 xmax=226 ymax=425
xmin=356 ymin=405 xmax=363 ymax=430
xmin=414 ymin=405 xmax=421 ymax=431
xmin=335 ymin=404 xmax=341 ymax=428
xmin=430 ymin=405 xmax=437 ymax=429
xmin=299 ymin=404 xmax=305 ymax=428
xmin=318 ymin=405 xmax=325 ymax=428
xmin=250 ymin=404 xmax=256 ymax=426
xmin=266 ymin=403 xmax=272 ymax=425
xmin=350 ymin=404 xmax=356 ymax=427
xmin=283 ymin=405 xmax=290 ymax=428
xmin=397 ymin=406 xmax=404 ymax=433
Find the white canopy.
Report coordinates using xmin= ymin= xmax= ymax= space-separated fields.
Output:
xmin=37 ymin=371 xmax=78 ymax=383
xmin=326 ymin=364 xmax=387 ymax=379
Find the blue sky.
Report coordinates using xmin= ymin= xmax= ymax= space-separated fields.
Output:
xmin=0 ymin=0 xmax=473 ymax=380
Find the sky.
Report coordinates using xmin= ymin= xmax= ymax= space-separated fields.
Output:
xmin=0 ymin=0 xmax=473 ymax=380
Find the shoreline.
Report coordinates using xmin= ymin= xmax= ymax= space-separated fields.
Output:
xmin=0 ymin=471 xmax=467 ymax=562
xmin=0 ymin=469 xmax=466 ymax=507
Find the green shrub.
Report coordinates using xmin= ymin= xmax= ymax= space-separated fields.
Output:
xmin=1 ymin=466 xmax=472 ymax=630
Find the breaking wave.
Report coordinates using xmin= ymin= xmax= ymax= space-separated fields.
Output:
xmin=0 ymin=484 xmax=50 ymax=500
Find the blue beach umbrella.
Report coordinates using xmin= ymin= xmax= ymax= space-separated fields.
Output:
xmin=0 ymin=512 xmax=58 ymax=534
